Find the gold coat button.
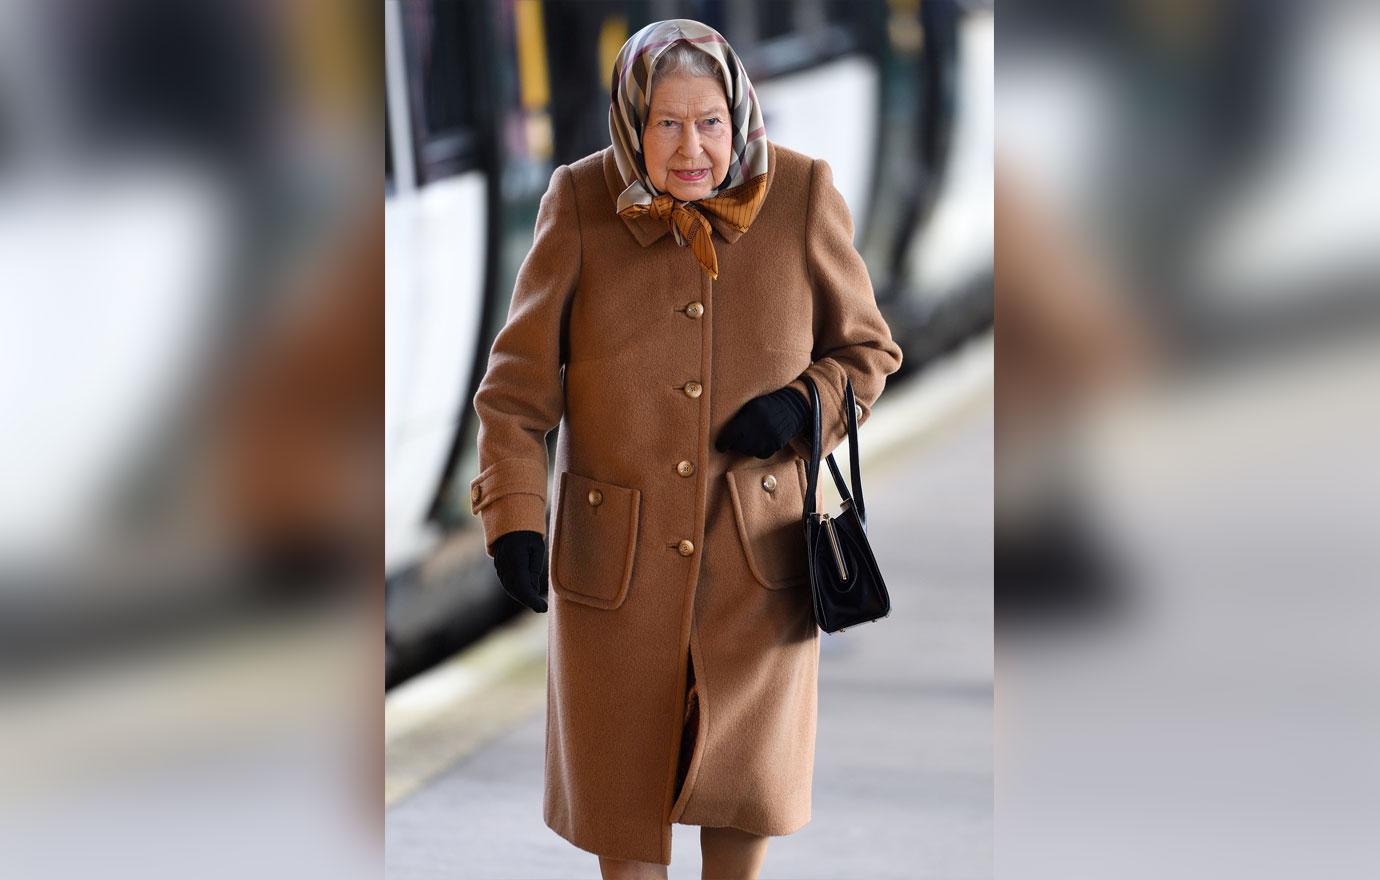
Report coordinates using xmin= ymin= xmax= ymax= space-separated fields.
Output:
xmin=470 ymin=485 xmax=482 ymax=504
xmin=685 ymin=301 xmax=704 ymax=319
xmin=676 ymin=460 xmax=695 ymax=477
xmin=677 ymin=539 xmax=695 ymax=557
xmin=683 ymin=381 xmax=703 ymax=399
xmin=587 ymin=489 xmax=603 ymax=506
xmin=761 ymin=474 xmax=777 ymax=492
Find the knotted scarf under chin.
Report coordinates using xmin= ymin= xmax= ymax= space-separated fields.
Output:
xmin=616 ymin=171 xmax=769 ymax=282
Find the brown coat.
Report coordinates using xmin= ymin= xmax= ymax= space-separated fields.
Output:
xmin=467 ymin=139 xmax=902 ymax=864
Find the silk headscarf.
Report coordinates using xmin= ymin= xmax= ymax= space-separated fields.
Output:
xmin=608 ymin=19 xmax=769 ymax=281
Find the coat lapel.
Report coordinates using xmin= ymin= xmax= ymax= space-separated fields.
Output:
xmin=602 ymin=140 xmax=776 ymax=248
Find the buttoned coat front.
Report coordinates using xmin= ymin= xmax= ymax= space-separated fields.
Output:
xmin=468 ymin=139 xmax=902 ymax=865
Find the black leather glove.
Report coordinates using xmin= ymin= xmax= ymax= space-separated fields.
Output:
xmin=492 ymin=529 xmax=548 ymax=613
xmin=715 ymin=387 xmax=811 ymax=459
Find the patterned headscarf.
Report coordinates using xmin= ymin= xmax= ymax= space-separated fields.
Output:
xmin=608 ymin=19 xmax=769 ymax=281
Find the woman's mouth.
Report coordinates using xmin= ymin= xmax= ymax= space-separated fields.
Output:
xmin=671 ymin=168 xmax=708 ymax=182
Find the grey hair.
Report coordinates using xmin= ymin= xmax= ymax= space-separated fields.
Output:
xmin=650 ymin=40 xmax=724 ymax=90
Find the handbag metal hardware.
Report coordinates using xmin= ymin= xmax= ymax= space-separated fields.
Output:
xmin=823 ymin=513 xmax=849 ymax=582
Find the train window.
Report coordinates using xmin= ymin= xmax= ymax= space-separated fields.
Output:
xmin=400 ymin=0 xmax=481 ymax=184
xmin=682 ymin=0 xmax=731 ymax=36
xmin=699 ymin=0 xmax=867 ymax=80
xmin=826 ymin=0 xmax=863 ymax=27
xmin=757 ymin=0 xmax=798 ymax=42
xmin=418 ymin=3 xmax=468 ymax=135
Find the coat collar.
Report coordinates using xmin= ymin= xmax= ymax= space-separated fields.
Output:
xmin=602 ymin=139 xmax=777 ymax=248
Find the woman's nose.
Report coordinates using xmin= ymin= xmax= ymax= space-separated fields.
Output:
xmin=677 ymin=125 xmax=702 ymax=155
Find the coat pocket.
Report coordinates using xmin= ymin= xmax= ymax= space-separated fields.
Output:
xmin=550 ymin=470 xmax=641 ymax=610
xmin=725 ymin=458 xmax=810 ymax=590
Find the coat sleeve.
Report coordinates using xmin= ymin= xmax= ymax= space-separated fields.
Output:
xmin=783 ymin=157 xmax=904 ymax=462
xmin=468 ymin=164 xmax=580 ymax=557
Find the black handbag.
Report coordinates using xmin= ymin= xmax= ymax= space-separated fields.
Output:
xmin=800 ymin=375 xmax=892 ymax=633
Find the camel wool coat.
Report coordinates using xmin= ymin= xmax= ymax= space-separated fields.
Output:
xmin=467 ymin=139 xmax=902 ymax=865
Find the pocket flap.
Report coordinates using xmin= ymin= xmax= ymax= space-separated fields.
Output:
xmin=725 ymin=458 xmax=810 ymax=590
xmin=551 ymin=470 xmax=641 ymax=610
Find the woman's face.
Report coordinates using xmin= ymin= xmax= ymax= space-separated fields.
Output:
xmin=642 ymin=74 xmax=732 ymax=201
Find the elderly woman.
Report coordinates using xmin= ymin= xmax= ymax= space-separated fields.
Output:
xmin=468 ymin=19 xmax=902 ymax=880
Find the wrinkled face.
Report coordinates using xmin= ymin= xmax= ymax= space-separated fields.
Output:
xmin=642 ymin=73 xmax=732 ymax=201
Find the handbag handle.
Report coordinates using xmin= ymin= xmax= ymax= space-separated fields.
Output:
xmin=801 ymin=374 xmax=866 ymax=530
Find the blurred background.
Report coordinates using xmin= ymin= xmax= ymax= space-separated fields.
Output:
xmin=11 ymin=0 xmax=1377 ymax=876
xmin=997 ymin=1 xmax=1380 ymax=877
xmin=23 ymin=0 xmax=1378 ymax=875
xmin=2 ymin=1 xmax=380 ymax=877
xmin=385 ymin=0 xmax=993 ymax=877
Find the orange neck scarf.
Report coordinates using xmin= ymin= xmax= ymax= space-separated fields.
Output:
xmin=616 ymin=172 xmax=768 ymax=281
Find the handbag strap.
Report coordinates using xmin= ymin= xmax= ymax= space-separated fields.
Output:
xmin=838 ymin=377 xmax=866 ymax=527
xmin=805 ymin=376 xmax=822 ymax=518
xmin=801 ymin=375 xmax=866 ymax=529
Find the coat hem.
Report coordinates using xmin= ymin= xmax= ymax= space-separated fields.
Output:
xmin=542 ymin=811 xmax=810 ymax=868
xmin=671 ymin=812 xmax=813 ymax=838
xmin=543 ymin=814 xmax=673 ymax=867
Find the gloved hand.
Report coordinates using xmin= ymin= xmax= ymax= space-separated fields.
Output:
xmin=715 ymin=386 xmax=811 ymax=459
xmin=492 ymin=529 xmax=548 ymax=613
